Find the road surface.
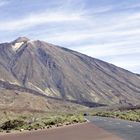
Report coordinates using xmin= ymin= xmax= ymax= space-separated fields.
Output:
xmin=0 ymin=122 xmax=122 ymax=140
xmin=86 ymin=116 xmax=140 ymax=140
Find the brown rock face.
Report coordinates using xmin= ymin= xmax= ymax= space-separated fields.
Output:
xmin=0 ymin=37 xmax=140 ymax=107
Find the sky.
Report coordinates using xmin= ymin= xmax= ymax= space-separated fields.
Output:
xmin=0 ymin=0 xmax=140 ymax=73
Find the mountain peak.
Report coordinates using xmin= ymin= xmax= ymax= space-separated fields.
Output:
xmin=1 ymin=37 xmax=140 ymax=106
xmin=11 ymin=37 xmax=30 ymax=51
xmin=13 ymin=37 xmax=30 ymax=43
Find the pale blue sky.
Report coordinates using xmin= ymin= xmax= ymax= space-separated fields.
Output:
xmin=0 ymin=0 xmax=140 ymax=73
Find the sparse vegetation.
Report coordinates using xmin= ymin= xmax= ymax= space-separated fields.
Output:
xmin=0 ymin=111 xmax=86 ymax=133
xmin=93 ymin=109 xmax=140 ymax=122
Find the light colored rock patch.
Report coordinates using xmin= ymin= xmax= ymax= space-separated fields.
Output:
xmin=66 ymin=94 xmax=74 ymax=100
xmin=28 ymin=82 xmax=44 ymax=93
xmin=8 ymin=81 xmax=20 ymax=86
xmin=90 ymin=92 xmax=100 ymax=102
xmin=0 ymin=78 xmax=19 ymax=85
xmin=28 ymin=83 xmax=61 ymax=97
xmin=45 ymin=88 xmax=53 ymax=96
xmin=27 ymin=40 xmax=34 ymax=45
xmin=12 ymin=42 xmax=24 ymax=51
xmin=45 ymin=88 xmax=61 ymax=97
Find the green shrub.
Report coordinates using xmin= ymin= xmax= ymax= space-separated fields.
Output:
xmin=0 ymin=114 xmax=85 ymax=132
xmin=94 ymin=110 xmax=140 ymax=122
xmin=1 ymin=119 xmax=25 ymax=130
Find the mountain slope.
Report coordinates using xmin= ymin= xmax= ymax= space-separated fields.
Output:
xmin=0 ymin=37 xmax=140 ymax=106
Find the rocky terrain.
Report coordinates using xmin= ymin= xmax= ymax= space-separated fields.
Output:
xmin=0 ymin=37 xmax=140 ymax=110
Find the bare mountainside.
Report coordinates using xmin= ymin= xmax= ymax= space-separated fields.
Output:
xmin=0 ymin=37 xmax=140 ymax=108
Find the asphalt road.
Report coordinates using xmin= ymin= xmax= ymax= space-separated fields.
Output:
xmin=0 ymin=123 xmax=122 ymax=140
xmin=86 ymin=116 xmax=140 ymax=140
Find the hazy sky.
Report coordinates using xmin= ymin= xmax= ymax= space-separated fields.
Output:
xmin=0 ymin=0 xmax=140 ymax=73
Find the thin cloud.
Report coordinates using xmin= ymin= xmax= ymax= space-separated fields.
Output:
xmin=0 ymin=0 xmax=9 ymax=7
xmin=105 ymin=55 xmax=140 ymax=73
xmin=74 ymin=42 xmax=140 ymax=57
xmin=0 ymin=11 xmax=82 ymax=31
xmin=124 ymin=2 xmax=140 ymax=9
xmin=0 ymin=0 xmax=139 ymax=73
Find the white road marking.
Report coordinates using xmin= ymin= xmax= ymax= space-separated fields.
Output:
xmin=127 ymin=125 xmax=133 ymax=128
xmin=85 ymin=118 xmax=90 ymax=122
